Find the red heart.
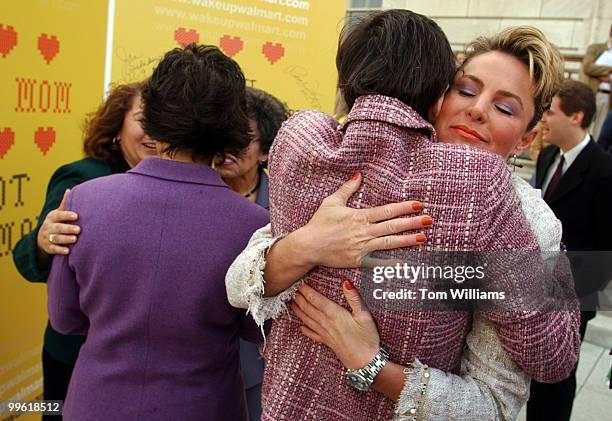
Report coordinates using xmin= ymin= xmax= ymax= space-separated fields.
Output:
xmin=219 ymin=35 xmax=243 ymax=58
xmin=262 ymin=42 xmax=284 ymax=64
xmin=174 ymin=27 xmax=199 ymax=48
xmin=38 ymin=33 xmax=60 ymax=64
xmin=0 ymin=128 xmax=15 ymax=159
xmin=0 ymin=25 xmax=18 ymax=58
xmin=34 ymin=127 xmax=55 ymax=155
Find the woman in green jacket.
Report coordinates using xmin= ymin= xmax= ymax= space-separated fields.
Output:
xmin=12 ymin=81 xmax=156 ymax=415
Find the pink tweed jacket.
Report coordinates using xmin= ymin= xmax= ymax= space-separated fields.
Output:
xmin=264 ymin=95 xmax=580 ymax=421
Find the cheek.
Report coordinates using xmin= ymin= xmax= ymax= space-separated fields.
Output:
xmin=489 ymin=121 xmax=523 ymax=155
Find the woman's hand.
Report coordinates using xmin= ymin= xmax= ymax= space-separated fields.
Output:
xmin=293 ymin=172 xmax=430 ymax=269
xmin=292 ymin=281 xmax=380 ymax=370
xmin=36 ymin=189 xmax=80 ymax=256
xmin=263 ymin=173 xmax=431 ymax=297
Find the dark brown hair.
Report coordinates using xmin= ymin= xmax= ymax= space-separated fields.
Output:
xmin=245 ymin=87 xmax=289 ymax=155
xmin=141 ymin=44 xmax=250 ymax=162
xmin=83 ymin=81 xmax=145 ymax=162
xmin=336 ymin=10 xmax=456 ymax=120
xmin=556 ymin=80 xmax=596 ymax=128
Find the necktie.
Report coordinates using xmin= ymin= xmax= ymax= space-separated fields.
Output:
xmin=543 ymin=155 xmax=565 ymax=202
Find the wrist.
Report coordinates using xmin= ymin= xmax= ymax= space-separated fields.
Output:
xmin=346 ymin=347 xmax=389 ymax=392
xmin=288 ymin=225 xmax=319 ymax=269
xmin=344 ymin=345 xmax=381 ymax=370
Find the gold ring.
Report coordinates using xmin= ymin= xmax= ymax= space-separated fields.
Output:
xmin=49 ymin=234 xmax=55 ymax=244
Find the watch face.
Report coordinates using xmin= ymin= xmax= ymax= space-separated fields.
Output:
xmin=347 ymin=371 xmax=370 ymax=391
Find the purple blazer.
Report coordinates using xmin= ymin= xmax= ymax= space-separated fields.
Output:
xmin=47 ymin=157 xmax=269 ymax=421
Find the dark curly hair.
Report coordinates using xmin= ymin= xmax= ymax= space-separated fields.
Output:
xmin=83 ymin=81 xmax=144 ymax=163
xmin=141 ymin=44 xmax=250 ymax=162
xmin=245 ymin=87 xmax=289 ymax=155
xmin=336 ymin=10 xmax=455 ymax=120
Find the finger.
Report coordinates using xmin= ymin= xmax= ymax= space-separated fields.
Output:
xmin=299 ymin=325 xmax=324 ymax=344
xmin=47 ymin=234 xmax=78 ymax=245
xmin=48 ymin=245 xmax=70 ymax=255
xmin=342 ymin=280 xmax=366 ymax=314
xmin=324 ymin=172 xmax=362 ymax=206
xmin=291 ymin=302 xmax=324 ymax=333
xmin=293 ymin=292 xmax=329 ymax=326
xmin=365 ymin=233 xmax=427 ymax=253
xmin=58 ymin=189 xmax=70 ymax=211
xmin=366 ymin=214 xmax=432 ymax=238
xmin=53 ymin=222 xmax=80 ymax=235
xmin=48 ymin=210 xmax=79 ymax=223
xmin=363 ymin=201 xmax=423 ymax=224
xmin=298 ymin=284 xmax=341 ymax=318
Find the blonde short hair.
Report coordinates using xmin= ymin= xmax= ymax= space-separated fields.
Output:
xmin=461 ymin=26 xmax=564 ymax=131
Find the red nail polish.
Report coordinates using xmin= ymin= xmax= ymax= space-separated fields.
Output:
xmin=351 ymin=172 xmax=360 ymax=181
xmin=416 ymin=233 xmax=427 ymax=243
xmin=422 ymin=215 xmax=433 ymax=226
xmin=343 ymin=280 xmax=354 ymax=290
xmin=412 ymin=202 xmax=423 ymax=211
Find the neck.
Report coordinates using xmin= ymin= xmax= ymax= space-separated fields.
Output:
xmin=156 ymin=142 xmax=211 ymax=165
xmin=557 ymin=129 xmax=588 ymax=153
xmin=224 ymin=166 xmax=260 ymax=196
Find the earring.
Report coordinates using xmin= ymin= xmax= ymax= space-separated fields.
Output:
xmin=509 ymin=154 xmax=523 ymax=172
xmin=112 ymin=137 xmax=120 ymax=146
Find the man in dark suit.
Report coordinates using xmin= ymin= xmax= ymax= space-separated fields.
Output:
xmin=529 ymin=80 xmax=612 ymax=420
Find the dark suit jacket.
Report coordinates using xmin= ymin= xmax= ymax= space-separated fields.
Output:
xmin=536 ymin=139 xmax=612 ymax=318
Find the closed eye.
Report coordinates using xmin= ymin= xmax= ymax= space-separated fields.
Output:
xmin=458 ymin=88 xmax=476 ymax=96
xmin=495 ymin=104 xmax=514 ymax=116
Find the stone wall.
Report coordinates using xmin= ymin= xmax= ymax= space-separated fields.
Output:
xmin=348 ymin=0 xmax=611 ymax=55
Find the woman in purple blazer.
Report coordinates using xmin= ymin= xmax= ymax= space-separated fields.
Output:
xmin=47 ymin=44 xmax=269 ymax=421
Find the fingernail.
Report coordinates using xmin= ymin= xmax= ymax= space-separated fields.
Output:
xmin=416 ymin=233 xmax=427 ymax=243
xmin=351 ymin=171 xmax=360 ymax=181
xmin=343 ymin=280 xmax=354 ymax=290
xmin=422 ymin=215 xmax=433 ymax=226
xmin=412 ymin=202 xmax=423 ymax=211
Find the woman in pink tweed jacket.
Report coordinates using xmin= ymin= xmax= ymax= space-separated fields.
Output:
xmin=226 ymin=12 xmax=580 ymax=421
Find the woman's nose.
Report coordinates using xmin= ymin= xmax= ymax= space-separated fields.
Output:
xmin=466 ymin=101 xmax=486 ymax=122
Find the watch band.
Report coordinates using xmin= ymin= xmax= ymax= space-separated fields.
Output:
xmin=346 ymin=347 xmax=389 ymax=391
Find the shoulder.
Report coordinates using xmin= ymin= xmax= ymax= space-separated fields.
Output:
xmin=270 ymin=110 xmax=339 ymax=160
xmin=278 ymin=110 xmax=338 ymax=136
xmin=432 ymin=142 xmax=510 ymax=180
xmin=585 ymin=42 xmax=607 ymax=55
xmin=221 ymin=190 xmax=270 ymax=231
xmin=53 ymin=158 xmax=113 ymax=181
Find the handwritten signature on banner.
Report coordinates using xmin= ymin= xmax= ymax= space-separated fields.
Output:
xmin=284 ymin=65 xmax=321 ymax=110
xmin=115 ymin=46 xmax=160 ymax=83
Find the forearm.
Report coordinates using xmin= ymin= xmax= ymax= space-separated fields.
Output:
xmin=226 ymin=224 xmax=306 ymax=325
xmin=263 ymin=226 xmax=316 ymax=296
xmin=371 ymin=362 xmax=406 ymax=401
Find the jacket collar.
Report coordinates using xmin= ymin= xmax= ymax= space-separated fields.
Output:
xmin=338 ymin=95 xmax=436 ymax=140
xmin=128 ymin=157 xmax=228 ymax=188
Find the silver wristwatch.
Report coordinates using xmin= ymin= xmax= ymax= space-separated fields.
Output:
xmin=346 ymin=347 xmax=389 ymax=391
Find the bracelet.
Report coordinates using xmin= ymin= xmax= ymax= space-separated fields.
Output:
xmin=405 ymin=363 xmax=430 ymax=421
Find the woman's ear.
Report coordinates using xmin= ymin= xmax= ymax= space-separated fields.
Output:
xmin=512 ymin=128 xmax=538 ymax=156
